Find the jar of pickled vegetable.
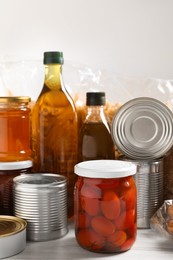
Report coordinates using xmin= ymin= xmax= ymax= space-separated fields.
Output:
xmin=74 ymin=160 xmax=137 ymax=253
xmin=0 ymin=160 xmax=33 ymax=215
xmin=0 ymin=96 xmax=31 ymax=162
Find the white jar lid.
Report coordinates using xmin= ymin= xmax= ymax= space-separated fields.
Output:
xmin=74 ymin=160 xmax=136 ymax=178
xmin=0 ymin=160 xmax=33 ymax=170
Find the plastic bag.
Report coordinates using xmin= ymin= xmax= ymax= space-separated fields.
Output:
xmin=150 ymin=200 xmax=173 ymax=239
xmin=0 ymin=57 xmax=173 ymax=110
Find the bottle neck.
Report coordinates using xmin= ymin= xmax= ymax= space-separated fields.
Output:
xmin=85 ymin=105 xmax=108 ymax=124
xmin=44 ymin=64 xmax=63 ymax=90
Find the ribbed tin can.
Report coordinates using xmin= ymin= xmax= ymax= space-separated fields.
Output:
xmin=121 ymin=156 xmax=163 ymax=228
xmin=111 ymin=97 xmax=173 ymax=160
xmin=111 ymin=97 xmax=170 ymax=229
xmin=13 ymin=173 xmax=68 ymax=241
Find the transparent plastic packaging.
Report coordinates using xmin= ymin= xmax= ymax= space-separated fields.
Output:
xmin=150 ymin=200 xmax=173 ymax=239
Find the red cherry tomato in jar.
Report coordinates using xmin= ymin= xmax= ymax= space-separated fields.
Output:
xmin=101 ymin=190 xmax=121 ymax=220
xmin=80 ymin=183 xmax=101 ymax=216
xmin=91 ymin=215 xmax=116 ymax=236
xmin=119 ymin=178 xmax=136 ymax=211
xmin=77 ymin=229 xmax=105 ymax=251
xmin=98 ymin=179 xmax=119 ymax=190
xmin=107 ymin=230 xmax=127 ymax=249
xmin=121 ymin=238 xmax=136 ymax=251
xmin=115 ymin=209 xmax=136 ymax=230
xmin=77 ymin=212 xmax=90 ymax=229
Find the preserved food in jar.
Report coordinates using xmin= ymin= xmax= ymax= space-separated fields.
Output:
xmin=0 ymin=160 xmax=33 ymax=215
xmin=74 ymin=160 xmax=137 ymax=253
xmin=0 ymin=96 xmax=31 ymax=161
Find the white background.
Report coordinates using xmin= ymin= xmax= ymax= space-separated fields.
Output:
xmin=0 ymin=0 xmax=173 ymax=80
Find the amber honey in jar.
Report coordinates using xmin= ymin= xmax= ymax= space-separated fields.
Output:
xmin=0 ymin=96 xmax=31 ymax=161
xmin=0 ymin=160 xmax=33 ymax=215
xmin=74 ymin=160 xmax=137 ymax=253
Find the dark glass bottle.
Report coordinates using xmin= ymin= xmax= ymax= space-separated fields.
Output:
xmin=79 ymin=92 xmax=115 ymax=161
xmin=31 ymin=51 xmax=78 ymax=218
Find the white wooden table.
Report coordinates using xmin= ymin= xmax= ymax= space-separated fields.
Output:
xmin=7 ymin=221 xmax=173 ymax=260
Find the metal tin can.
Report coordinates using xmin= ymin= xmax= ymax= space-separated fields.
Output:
xmin=0 ymin=96 xmax=31 ymax=162
xmin=111 ymin=97 xmax=173 ymax=160
xmin=121 ymin=156 xmax=163 ymax=228
xmin=111 ymin=97 xmax=171 ymax=229
xmin=0 ymin=216 xmax=27 ymax=259
xmin=13 ymin=173 xmax=68 ymax=241
xmin=0 ymin=160 xmax=33 ymax=215
xmin=74 ymin=160 xmax=137 ymax=253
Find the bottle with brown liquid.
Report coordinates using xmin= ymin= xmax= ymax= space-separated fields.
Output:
xmin=31 ymin=51 xmax=78 ymax=218
xmin=79 ymin=92 xmax=115 ymax=161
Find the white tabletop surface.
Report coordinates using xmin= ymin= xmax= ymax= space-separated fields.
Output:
xmin=6 ymin=220 xmax=173 ymax=260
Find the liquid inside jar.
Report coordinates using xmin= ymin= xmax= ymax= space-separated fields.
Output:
xmin=74 ymin=175 xmax=137 ymax=253
xmin=0 ymin=161 xmax=33 ymax=215
xmin=0 ymin=97 xmax=31 ymax=162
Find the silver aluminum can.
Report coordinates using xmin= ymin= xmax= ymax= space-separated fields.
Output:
xmin=13 ymin=173 xmax=68 ymax=241
xmin=122 ymin=156 xmax=163 ymax=228
xmin=111 ymin=97 xmax=173 ymax=160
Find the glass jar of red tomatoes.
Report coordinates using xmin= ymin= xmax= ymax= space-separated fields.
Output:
xmin=74 ymin=160 xmax=137 ymax=253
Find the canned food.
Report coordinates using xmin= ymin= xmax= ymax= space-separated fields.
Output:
xmin=74 ymin=160 xmax=137 ymax=253
xmin=0 ymin=160 xmax=33 ymax=215
xmin=111 ymin=97 xmax=173 ymax=160
xmin=13 ymin=173 xmax=68 ymax=241
xmin=121 ymin=156 xmax=163 ymax=228
xmin=0 ymin=96 xmax=31 ymax=162
xmin=0 ymin=216 xmax=27 ymax=259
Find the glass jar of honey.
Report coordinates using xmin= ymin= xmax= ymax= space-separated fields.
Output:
xmin=0 ymin=160 xmax=33 ymax=215
xmin=0 ymin=96 xmax=31 ymax=161
xmin=74 ymin=160 xmax=137 ymax=253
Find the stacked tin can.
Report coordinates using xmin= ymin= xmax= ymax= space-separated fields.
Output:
xmin=111 ymin=97 xmax=173 ymax=228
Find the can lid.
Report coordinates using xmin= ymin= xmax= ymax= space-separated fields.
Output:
xmin=0 ymin=216 xmax=27 ymax=259
xmin=0 ymin=96 xmax=31 ymax=103
xmin=0 ymin=216 xmax=27 ymax=238
xmin=74 ymin=160 xmax=136 ymax=178
xmin=0 ymin=160 xmax=33 ymax=170
xmin=13 ymin=173 xmax=67 ymax=187
xmin=111 ymin=97 xmax=173 ymax=160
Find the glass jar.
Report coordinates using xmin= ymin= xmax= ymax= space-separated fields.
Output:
xmin=74 ymin=160 xmax=137 ymax=253
xmin=0 ymin=96 xmax=31 ymax=162
xmin=0 ymin=160 xmax=33 ymax=215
